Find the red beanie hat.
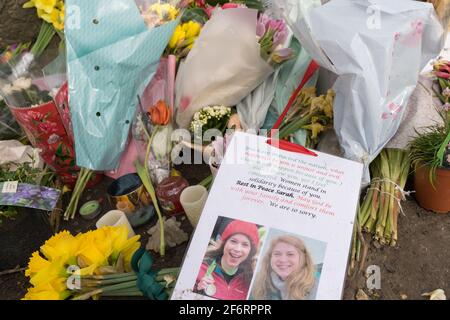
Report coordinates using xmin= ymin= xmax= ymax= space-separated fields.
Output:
xmin=221 ymin=220 xmax=259 ymax=247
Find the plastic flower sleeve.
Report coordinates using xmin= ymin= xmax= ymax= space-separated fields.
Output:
xmin=274 ymin=0 xmax=445 ymax=184
xmin=132 ymin=56 xmax=176 ymax=184
xmin=175 ymin=8 xmax=274 ymax=128
xmin=0 ymin=54 xmax=78 ymax=184
xmin=65 ymin=0 xmax=179 ymax=171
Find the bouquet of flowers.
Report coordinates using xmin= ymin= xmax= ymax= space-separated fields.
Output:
xmin=277 ymin=87 xmax=335 ymax=149
xmin=22 ymin=0 xmax=65 ymax=31
xmin=175 ymin=7 xmax=277 ymax=128
xmin=23 ymin=226 xmax=179 ymax=300
xmin=257 ymin=13 xmax=293 ymax=68
xmin=0 ymin=54 xmax=77 ymax=185
xmin=166 ymin=20 xmax=202 ymax=60
xmin=189 ymin=105 xmax=232 ymax=143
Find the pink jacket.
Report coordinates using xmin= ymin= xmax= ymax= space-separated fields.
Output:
xmin=196 ymin=262 xmax=249 ymax=300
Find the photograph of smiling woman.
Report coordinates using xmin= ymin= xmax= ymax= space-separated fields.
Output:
xmin=250 ymin=235 xmax=317 ymax=300
xmin=194 ymin=219 xmax=261 ymax=300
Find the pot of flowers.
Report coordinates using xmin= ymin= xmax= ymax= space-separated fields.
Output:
xmin=409 ymin=60 xmax=450 ymax=214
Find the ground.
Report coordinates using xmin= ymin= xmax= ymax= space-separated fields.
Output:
xmin=0 ymin=162 xmax=449 ymax=300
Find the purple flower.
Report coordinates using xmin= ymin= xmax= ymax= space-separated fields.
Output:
xmin=442 ymin=103 xmax=450 ymax=111
xmin=257 ymin=14 xmax=270 ymax=38
xmin=273 ymin=27 xmax=288 ymax=48
xmin=40 ymin=187 xmax=60 ymax=201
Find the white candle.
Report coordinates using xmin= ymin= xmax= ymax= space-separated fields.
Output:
xmin=180 ymin=185 xmax=208 ymax=227
xmin=96 ymin=210 xmax=135 ymax=238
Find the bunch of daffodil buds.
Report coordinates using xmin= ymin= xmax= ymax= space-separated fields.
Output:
xmin=23 ymin=0 xmax=65 ymax=31
xmin=139 ymin=2 xmax=180 ymax=28
xmin=278 ymin=87 xmax=335 ymax=148
xmin=166 ymin=20 xmax=202 ymax=59
xmin=23 ymin=226 xmax=141 ymax=300
xmin=189 ymin=105 xmax=232 ymax=143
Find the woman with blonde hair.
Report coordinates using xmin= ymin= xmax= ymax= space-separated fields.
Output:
xmin=251 ymin=235 xmax=318 ymax=300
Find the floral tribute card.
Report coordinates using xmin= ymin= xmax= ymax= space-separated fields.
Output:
xmin=172 ymin=132 xmax=363 ymax=300
xmin=0 ymin=182 xmax=61 ymax=211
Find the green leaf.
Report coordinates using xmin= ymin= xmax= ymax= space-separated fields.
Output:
xmin=56 ymin=143 xmax=63 ymax=156
xmin=181 ymin=7 xmax=209 ymax=24
xmin=243 ymin=0 xmax=264 ymax=11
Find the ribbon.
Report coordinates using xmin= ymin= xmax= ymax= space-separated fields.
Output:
xmin=366 ymin=178 xmax=415 ymax=216
xmin=131 ymin=248 xmax=168 ymax=300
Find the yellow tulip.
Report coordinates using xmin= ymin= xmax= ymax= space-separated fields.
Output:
xmin=168 ymin=25 xmax=186 ymax=49
xmin=40 ymin=230 xmax=79 ymax=263
xmin=184 ymin=21 xmax=201 ymax=39
xmin=25 ymin=251 xmax=51 ymax=277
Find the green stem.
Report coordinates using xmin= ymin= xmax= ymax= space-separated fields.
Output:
xmin=279 ymin=115 xmax=312 ymax=139
xmin=82 ymin=272 xmax=136 ymax=280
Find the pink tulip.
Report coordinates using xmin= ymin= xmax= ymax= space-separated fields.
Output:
xmin=436 ymin=71 xmax=450 ymax=79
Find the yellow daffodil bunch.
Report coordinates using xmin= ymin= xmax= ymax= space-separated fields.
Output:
xmin=279 ymin=87 xmax=335 ymax=148
xmin=23 ymin=0 xmax=65 ymax=31
xmin=23 ymin=226 xmax=141 ymax=300
xmin=167 ymin=20 xmax=201 ymax=59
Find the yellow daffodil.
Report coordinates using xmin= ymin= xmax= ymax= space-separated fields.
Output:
xmin=36 ymin=8 xmax=53 ymax=24
xmin=24 ymin=0 xmax=57 ymax=14
xmin=29 ymin=257 xmax=67 ymax=289
xmin=103 ymin=226 xmax=141 ymax=263
xmin=25 ymin=251 xmax=51 ymax=277
xmin=122 ymin=241 xmax=141 ymax=272
xmin=23 ymin=278 xmax=70 ymax=300
xmin=169 ymin=25 xmax=186 ymax=49
xmin=23 ymin=0 xmax=65 ymax=30
xmin=75 ymin=231 xmax=111 ymax=267
xmin=23 ymin=284 xmax=70 ymax=300
xmin=40 ymin=230 xmax=79 ymax=263
xmin=323 ymin=89 xmax=335 ymax=118
xmin=304 ymin=122 xmax=325 ymax=139
xmin=50 ymin=8 xmax=64 ymax=30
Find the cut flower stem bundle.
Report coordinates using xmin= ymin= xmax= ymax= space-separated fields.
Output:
xmin=63 ymin=167 xmax=93 ymax=220
xmin=349 ymin=149 xmax=410 ymax=275
xmin=359 ymin=149 xmax=411 ymax=247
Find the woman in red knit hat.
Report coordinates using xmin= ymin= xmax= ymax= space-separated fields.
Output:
xmin=195 ymin=219 xmax=260 ymax=300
